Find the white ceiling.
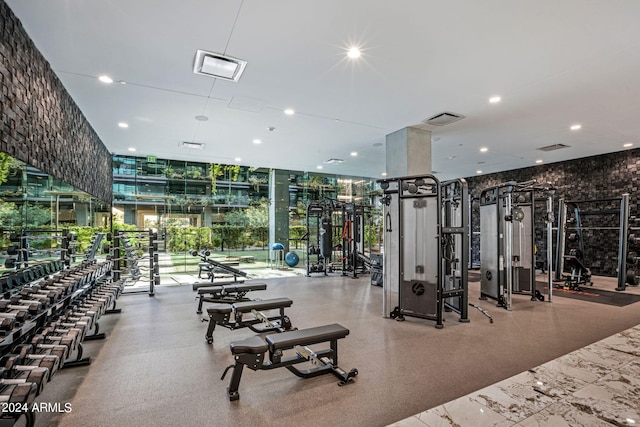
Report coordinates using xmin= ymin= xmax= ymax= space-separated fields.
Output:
xmin=7 ymin=0 xmax=640 ymax=180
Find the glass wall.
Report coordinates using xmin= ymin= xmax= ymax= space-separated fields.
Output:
xmin=0 ymin=154 xmax=111 ymax=275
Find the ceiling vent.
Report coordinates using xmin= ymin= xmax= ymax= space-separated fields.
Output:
xmin=423 ymin=112 xmax=465 ymax=126
xmin=324 ymin=159 xmax=345 ymax=164
xmin=537 ymin=143 xmax=570 ymax=152
xmin=193 ymin=50 xmax=247 ymax=82
xmin=180 ymin=141 xmax=205 ymax=150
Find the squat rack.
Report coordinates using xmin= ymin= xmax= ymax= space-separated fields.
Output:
xmin=555 ymin=194 xmax=632 ymax=291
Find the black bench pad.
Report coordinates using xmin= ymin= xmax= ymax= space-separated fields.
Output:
xmin=191 ymin=279 xmax=246 ymax=291
xmin=266 ymin=324 xmax=349 ymax=351
xmin=197 ymin=286 xmax=223 ymax=295
xmin=232 ymin=298 xmax=292 ymax=313
xmin=223 ymin=283 xmax=267 ymax=294
xmin=230 ymin=336 xmax=268 ymax=355
xmin=207 ymin=304 xmax=233 ymax=315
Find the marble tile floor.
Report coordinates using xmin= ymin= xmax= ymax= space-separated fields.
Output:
xmin=390 ymin=324 xmax=640 ymax=427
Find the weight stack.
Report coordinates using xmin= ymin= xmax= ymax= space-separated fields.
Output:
xmin=370 ymin=253 xmax=383 ymax=287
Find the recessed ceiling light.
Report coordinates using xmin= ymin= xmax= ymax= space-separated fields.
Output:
xmin=489 ymin=96 xmax=501 ymax=103
xmin=480 ymin=147 xmax=488 ymax=152
xmin=195 ymin=115 xmax=208 ymax=122
xmin=350 ymin=152 xmax=358 ymax=157
xmin=536 ymin=159 xmax=543 ymax=164
xmin=316 ymin=165 xmax=323 ymax=170
xmin=381 ymin=172 xmax=387 ymax=176
xmin=267 ymin=127 xmax=275 ymax=131
xmin=128 ymin=147 xmax=136 ymax=152
xmin=98 ymin=75 xmax=113 ymax=84
xmin=118 ymin=122 xmax=129 ymax=128
xmin=235 ymin=157 xmax=241 ymax=162
xmin=118 ymin=80 xmax=127 ymax=85
xmin=476 ymin=170 xmax=483 ymax=174
xmin=253 ymin=139 xmax=262 ymax=144
xmin=347 ymin=47 xmax=361 ymax=59
xmin=570 ymin=124 xmax=582 ymax=130
xmin=624 ymin=143 xmax=633 ymax=147
xmin=284 ymin=109 xmax=295 ymax=115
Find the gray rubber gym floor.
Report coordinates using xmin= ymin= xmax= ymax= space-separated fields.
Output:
xmin=32 ymin=274 xmax=640 ymax=427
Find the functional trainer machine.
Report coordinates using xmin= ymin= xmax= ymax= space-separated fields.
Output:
xmin=479 ymin=181 xmax=555 ymax=310
xmin=555 ymin=194 xmax=636 ymax=291
xmin=378 ymin=175 xmax=469 ymax=328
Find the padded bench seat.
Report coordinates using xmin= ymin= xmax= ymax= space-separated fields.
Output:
xmin=207 ymin=304 xmax=233 ymax=315
xmin=231 ymin=336 xmax=269 ymax=355
xmin=197 ymin=283 xmax=267 ymax=295
xmin=232 ymin=297 xmax=292 ymax=313
xmin=192 ymin=279 xmax=246 ymax=291
xmin=266 ymin=323 xmax=349 ymax=351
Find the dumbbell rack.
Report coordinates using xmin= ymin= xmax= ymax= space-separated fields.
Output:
xmin=111 ymin=230 xmax=159 ymax=297
xmin=0 ymin=260 xmax=123 ymax=427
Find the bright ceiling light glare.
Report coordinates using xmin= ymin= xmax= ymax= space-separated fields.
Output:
xmin=128 ymin=147 xmax=136 ymax=152
xmin=350 ymin=151 xmax=358 ymax=157
xmin=624 ymin=143 xmax=633 ymax=148
xmin=118 ymin=122 xmax=129 ymax=128
xmin=536 ymin=159 xmax=543 ymax=164
xmin=381 ymin=172 xmax=387 ymax=176
xmin=316 ymin=165 xmax=323 ymax=170
xmin=234 ymin=157 xmax=241 ymax=162
xmin=570 ymin=124 xmax=582 ymax=130
xmin=476 ymin=170 xmax=483 ymax=174
xmin=480 ymin=147 xmax=488 ymax=152
xmin=489 ymin=96 xmax=501 ymax=103
xmin=252 ymin=139 xmax=262 ymax=144
xmin=284 ymin=109 xmax=295 ymax=115
xmin=98 ymin=75 xmax=113 ymax=84
xmin=347 ymin=47 xmax=361 ymax=59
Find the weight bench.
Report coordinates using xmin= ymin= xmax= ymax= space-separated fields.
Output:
xmin=204 ymin=297 xmax=293 ymax=344
xmin=561 ymin=255 xmax=592 ymax=290
xmin=192 ymin=278 xmax=247 ymax=292
xmin=222 ymin=323 xmax=358 ymax=401
xmin=195 ymin=283 xmax=267 ymax=313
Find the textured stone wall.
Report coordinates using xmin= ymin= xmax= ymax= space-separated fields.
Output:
xmin=0 ymin=0 xmax=112 ymax=203
xmin=466 ymin=149 xmax=640 ymax=276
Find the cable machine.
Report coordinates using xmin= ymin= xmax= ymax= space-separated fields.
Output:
xmin=378 ymin=174 xmax=469 ymax=328
xmin=554 ymin=194 xmax=633 ymax=291
xmin=479 ymin=180 xmax=555 ymax=310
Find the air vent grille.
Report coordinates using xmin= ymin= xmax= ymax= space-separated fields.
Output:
xmin=423 ymin=112 xmax=465 ymax=126
xmin=180 ymin=141 xmax=205 ymax=150
xmin=324 ymin=159 xmax=345 ymax=164
xmin=537 ymin=143 xmax=570 ymax=152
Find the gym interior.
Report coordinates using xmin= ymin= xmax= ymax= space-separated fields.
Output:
xmin=2 ymin=2 xmax=640 ymax=426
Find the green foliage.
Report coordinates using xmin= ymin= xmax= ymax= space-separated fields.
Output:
xmin=224 ymin=164 xmax=241 ymax=182
xmin=0 ymin=153 xmax=22 ymax=186
xmin=209 ymin=164 xmax=223 ymax=194
xmin=167 ymin=226 xmax=214 ymax=252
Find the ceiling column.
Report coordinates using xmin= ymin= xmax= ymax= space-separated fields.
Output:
xmin=385 ymin=127 xmax=432 ymax=177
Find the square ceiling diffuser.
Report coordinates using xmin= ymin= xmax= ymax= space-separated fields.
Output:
xmin=193 ymin=49 xmax=247 ymax=82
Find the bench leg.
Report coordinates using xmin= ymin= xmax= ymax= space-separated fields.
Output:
xmin=205 ymin=317 xmax=218 ymax=344
xmin=227 ymin=362 xmax=244 ymax=401
xmin=197 ymin=296 xmax=204 ymax=314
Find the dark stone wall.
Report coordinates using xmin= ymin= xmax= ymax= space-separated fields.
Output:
xmin=466 ymin=148 xmax=640 ymax=276
xmin=0 ymin=0 xmax=112 ymax=203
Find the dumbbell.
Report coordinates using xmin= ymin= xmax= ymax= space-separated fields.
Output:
xmin=29 ymin=336 xmax=70 ymax=366
xmin=0 ymin=299 xmax=43 ymax=315
xmin=11 ymin=291 xmax=51 ymax=310
xmin=1 ymin=345 xmax=60 ymax=381
xmin=31 ymin=329 xmax=78 ymax=354
xmin=0 ymin=365 xmax=49 ymax=396
xmin=47 ymin=320 xmax=89 ymax=342
xmin=0 ymin=382 xmax=37 ymax=406
xmin=25 ymin=284 xmax=63 ymax=302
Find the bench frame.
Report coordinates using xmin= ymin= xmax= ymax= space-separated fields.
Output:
xmin=195 ymin=283 xmax=266 ymax=313
xmin=205 ymin=298 xmax=292 ymax=344
xmin=223 ymin=324 xmax=358 ymax=401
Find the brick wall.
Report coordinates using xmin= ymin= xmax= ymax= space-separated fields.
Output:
xmin=466 ymin=148 xmax=640 ymax=276
xmin=0 ymin=0 xmax=112 ymax=203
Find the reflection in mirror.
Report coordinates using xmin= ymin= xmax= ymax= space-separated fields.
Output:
xmin=0 ymin=153 xmax=111 ymax=275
